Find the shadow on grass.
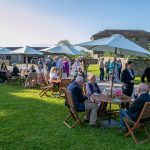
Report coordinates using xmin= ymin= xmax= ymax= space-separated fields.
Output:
xmin=0 ymin=84 xmax=150 ymax=150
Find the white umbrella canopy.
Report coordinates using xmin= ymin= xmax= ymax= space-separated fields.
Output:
xmin=0 ymin=47 xmax=13 ymax=63
xmin=12 ymin=46 xmax=43 ymax=55
xmin=78 ymin=34 xmax=150 ymax=96
xmin=12 ymin=46 xmax=43 ymax=69
xmin=78 ymin=34 xmax=150 ymax=57
xmin=73 ymin=45 xmax=90 ymax=52
xmin=0 ymin=47 xmax=13 ymax=55
xmin=40 ymin=45 xmax=83 ymax=55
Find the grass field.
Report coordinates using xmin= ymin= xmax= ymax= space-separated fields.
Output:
xmin=0 ymin=83 xmax=150 ymax=150
xmin=88 ymin=64 xmax=141 ymax=85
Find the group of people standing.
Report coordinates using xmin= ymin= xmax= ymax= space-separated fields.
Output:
xmin=37 ymin=56 xmax=71 ymax=80
xmin=99 ymin=57 xmax=122 ymax=82
xmin=37 ymin=56 xmax=85 ymax=83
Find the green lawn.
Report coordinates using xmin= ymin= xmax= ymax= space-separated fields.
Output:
xmin=0 ymin=83 xmax=150 ymax=150
xmin=88 ymin=64 xmax=141 ymax=84
xmin=88 ymin=64 xmax=100 ymax=77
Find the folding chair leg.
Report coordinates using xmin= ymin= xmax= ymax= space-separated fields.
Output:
xmin=73 ymin=112 xmax=84 ymax=125
xmin=71 ymin=112 xmax=78 ymax=121
xmin=144 ymin=127 xmax=150 ymax=138
xmin=71 ymin=120 xmax=81 ymax=128
xmin=63 ymin=114 xmax=73 ymax=128
xmin=39 ymin=92 xmax=43 ymax=97
xmin=39 ymin=92 xmax=47 ymax=97
xmin=39 ymin=88 xmax=51 ymax=97
xmin=63 ymin=114 xmax=76 ymax=128
xmin=63 ymin=113 xmax=83 ymax=129
xmin=124 ymin=119 xmax=138 ymax=144
xmin=64 ymin=114 xmax=72 ymax=122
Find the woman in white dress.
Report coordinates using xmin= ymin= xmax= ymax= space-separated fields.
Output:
xmin=73 ymin=58 xmax=80 ymax=75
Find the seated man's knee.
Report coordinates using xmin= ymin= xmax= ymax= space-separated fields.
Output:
xmin=93 ymin=103 xmax=98 ymax=111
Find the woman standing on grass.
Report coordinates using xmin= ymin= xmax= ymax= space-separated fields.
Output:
xmin=121 ymin=61 xmax=135 ymax=109
xmin=109 ymin=58 xmax=119 ymax=82
xmin=62 ymin=57 xmax=69 ymax=79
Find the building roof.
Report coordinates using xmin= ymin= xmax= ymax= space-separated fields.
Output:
xmin=91 ymin=29 xmax=150 ymax=40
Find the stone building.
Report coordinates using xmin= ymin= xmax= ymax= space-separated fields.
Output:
xmin=91 ymin=29 xmax=150 ymax=57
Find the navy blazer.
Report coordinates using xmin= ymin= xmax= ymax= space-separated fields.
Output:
xmin=121 ymin=68 xmax=135 ymax=85
xmin=67 ymin=81 xmax=87 ymax=112
xmin=86 ymin=82 xmax=101 ymax=97
xmin=127 ymin=93 xmax=150 ymax=121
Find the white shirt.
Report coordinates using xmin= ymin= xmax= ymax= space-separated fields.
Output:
xmin=73 ymin=62 xmax=80 ymax=70
xmin=50 ymin=71 xmax=58 ymax=80
xmin=37 ymin=67 xmax=44 ymax=74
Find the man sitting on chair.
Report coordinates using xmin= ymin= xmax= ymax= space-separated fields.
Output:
xmin=119 ymin=83 xmax=150 ymax=133
xmin=67 ymin=76 xmax=98 ymax=127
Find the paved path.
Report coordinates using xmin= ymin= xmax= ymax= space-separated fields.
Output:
xmin=96 ymin=78 xmax=138 ymax=99
xmin=97 ymin=79 xmax=137 ymax=89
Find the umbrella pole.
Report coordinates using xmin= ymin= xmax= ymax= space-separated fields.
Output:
xmin=26 ymin=56 xmax=28 ymax=70
xmin=2 ymin=56 xmax=4 ymax=63
xmin=110 ymin=48 xmax=117 ymax=97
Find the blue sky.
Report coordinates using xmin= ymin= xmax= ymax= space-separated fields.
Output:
xmin=0 ymin=0 xmax=150 ymax=46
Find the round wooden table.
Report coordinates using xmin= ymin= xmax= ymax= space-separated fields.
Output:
xmin=91 ymin=93 xmax=131 ymax=127
xmin=50 ymin=79 xmax=61 ymax=84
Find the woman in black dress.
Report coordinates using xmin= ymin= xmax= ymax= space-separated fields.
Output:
xmin=121 ymin=61 xmax=135 ymax=109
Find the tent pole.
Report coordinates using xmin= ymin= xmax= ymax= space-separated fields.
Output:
xmin=110 ymin=47 xmax=117 ymax=97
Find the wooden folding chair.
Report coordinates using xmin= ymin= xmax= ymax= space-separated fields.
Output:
xmin=39 ymin=75 xmax=53 ymax=97
xmin=59 ymin=79 xmax=72 ymax=97
xmin=39 ymin=83 xmax=53 ymax=97
xmin=63 ymin=90 xmax=84 ymax=129
xmin=25 ymin=72 xmax=37 ymax=88
xmin=124 ymin=102 xmax=150 ymax=144
xmin=8 ymin=75 xmax=19 ymax=85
